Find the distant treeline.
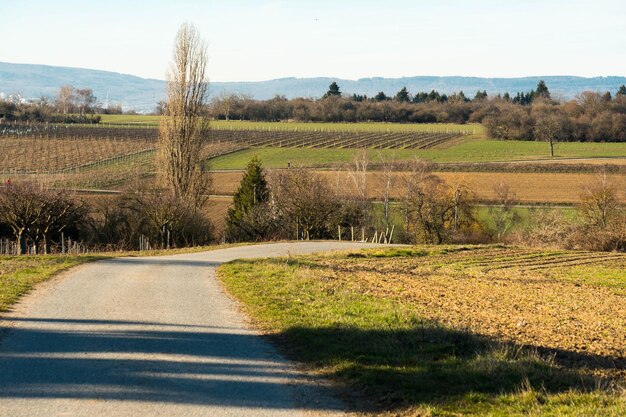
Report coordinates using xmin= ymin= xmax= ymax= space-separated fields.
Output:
xmin=207 ymin=81 xmax=626 ymax=142
xmin=0 ymin=85 xmax=128 ymax=124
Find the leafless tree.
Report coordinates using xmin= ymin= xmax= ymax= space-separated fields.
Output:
xmin=56 ymin=85 xmax=76 ymax=116
xmin=533 ymin=112 xmax=570 ymax=157
xmin=0 ymin=184 xmax=84 ymax=254
xmin=270 ymin=169 xmax=340 ymax=240
xmin=158 ymin=22 xmax=210 ymax=203
xmin=579 ymin=173 xmax=620 ymax=229
xmin=489 ymin=182 xmax=519 ymax=241
xmin=376 ymin=151 xmax=397 ymax=228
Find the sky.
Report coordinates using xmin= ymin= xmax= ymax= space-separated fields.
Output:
xmin=1 ymin=0 xmax=624 ymax=82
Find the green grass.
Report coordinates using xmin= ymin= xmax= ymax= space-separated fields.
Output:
xmin=209 ymin=140 xmax=626 ymax=169
xmin=218 ymin=247 xmax=625 ymax=416
xmin=99 ymin=114 xmax=160 ymax=126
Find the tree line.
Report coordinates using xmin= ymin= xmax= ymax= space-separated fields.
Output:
xmin=0 ymin=85 xmax=127 ymax=124
xmin=208 ymin=81 xmax=626 ymax=142
xmin=224 ymin=155 xmax=626 ymax=251
xmin=3 ymin=154 xmax=623 ymax=254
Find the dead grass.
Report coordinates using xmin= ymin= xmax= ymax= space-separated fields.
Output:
xmin=211 ymin=170 xmax=626 ymax=204
xmin=219 ymin=245 xmax=626 ymax=415
xmin=330 ymin=247 xmax=626 ymax=365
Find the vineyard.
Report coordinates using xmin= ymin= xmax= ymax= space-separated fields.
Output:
xmin=0 ymin=124 xmax=242 ymax=189
xmin=0 ymin=122 xmax=471 ymax=189
xmin=0 ymin=122 xmax=470 ymax=150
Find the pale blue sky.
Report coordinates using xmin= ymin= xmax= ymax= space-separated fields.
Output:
xmin=1 ymin=0 xmax=624 ymax=81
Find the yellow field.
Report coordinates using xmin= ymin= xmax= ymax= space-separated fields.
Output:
xmin=211 ymin=170 xmax=626 ymax=204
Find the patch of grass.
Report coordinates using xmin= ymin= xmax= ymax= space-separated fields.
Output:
xmin=209 ymin=139 xmax=626 ymax=169
xmin=218 ymin=246 xmax=625 ymax=416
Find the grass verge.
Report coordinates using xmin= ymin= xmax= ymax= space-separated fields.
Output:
xmin=218 ymin=246 xmax=625 ymax=416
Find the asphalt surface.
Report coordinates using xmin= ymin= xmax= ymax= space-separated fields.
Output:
xmin=0 ymin=242 xmax=385 ymax=417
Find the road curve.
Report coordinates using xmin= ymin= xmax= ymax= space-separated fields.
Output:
xmin=0 ymin=242 xmax=385 ymax=417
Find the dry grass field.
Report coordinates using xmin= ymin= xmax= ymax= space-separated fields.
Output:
xmin=211 ymin=170 xmax=626 ymax=204
xmin=219 ymin=245 xmax=626 ymax=416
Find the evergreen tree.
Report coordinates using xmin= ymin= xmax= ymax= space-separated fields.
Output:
xmin=503 ymin=92 xmax=511 ymax=101
xmin=427 ymin=89 xmax=441 ymax=102
xmin=225 ymin=157 xmax=271 ymax=241
xmin=395 ymin=87 xmax=410 ymax=102
xmin=323 ymin=82 xmax=341 ymax=98
xmin=473 ymin=90 xmax=488 ymax=101
xmin=535 ymin=80 xmax=551 ymax=99
xmin=374 ymin=91 xmax=389 ymax=101
xmin=412 ymin=92 xmax=428 ymax=103
xmin=617 ymin=85 xmax=626 ymax=96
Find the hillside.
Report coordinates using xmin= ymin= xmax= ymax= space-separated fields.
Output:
xmin=1 ymin=62 xmax=625 ymax=113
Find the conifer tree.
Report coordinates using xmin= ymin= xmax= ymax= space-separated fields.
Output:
xmin=395 ymin=87 xmax=410 ymax=102
xmin=535 ymin=80 xmax=551 ymax=99
xmin=617 ymin=85 xmax=626 ymax=96
xmin=323 ymin=82 xmax=341 ymax=98
xmin=225 ymin=157 xmax=271 ymax=241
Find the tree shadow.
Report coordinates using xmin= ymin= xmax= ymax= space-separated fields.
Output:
xmin=272 ymin=324 xmax=625 ymax=411
xmin=0 ymin=318 xmax=345 ymax=411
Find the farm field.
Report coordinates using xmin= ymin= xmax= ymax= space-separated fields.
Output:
xmin=210 ymin=170 xmax=626 ymax=204
xmin=98 ymin=114 xmax=482 ymax=133
xmin=219 ymin=245 xmax=626 ymax=416
xmin=209 ymin=141 xmax=626 ymax=168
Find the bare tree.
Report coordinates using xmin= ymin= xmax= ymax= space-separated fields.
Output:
xmin=158 ymin=22 xmax=210 ymax=203
xmin=75 ymin=88 xmax=97 ymax=120
xmin=0 ymin=185 xmax=84 ymax=254
xmin=376 ymin=151 xmax=397 ymax=228
xmin=270 ymin=169 xmax=340 ymax=240
xmin=56 ymin=85 xmax=76 ymax=116
xmin=0 ymin=184 xmax=42 ymax=254
xmin=579 ymin=173 xmax=619 ymax=230
xmin=489 ymin=182 xmax=519 ymax=241
xmin=534 ymin=112 xmax=570 ymax=157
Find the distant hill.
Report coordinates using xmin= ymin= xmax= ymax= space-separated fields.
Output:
xmin=1 ymin=62 xmax=625 ymax=113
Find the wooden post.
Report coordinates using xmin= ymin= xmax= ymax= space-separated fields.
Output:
xmin=351 ymin=226 xmax=354 ymax=242
xmin=338 ymin=225 xmax=341 ymax=241
xmin=389 ymin=225 xmax=395 ymax=244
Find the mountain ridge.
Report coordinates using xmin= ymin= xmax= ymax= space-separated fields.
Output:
xmin=1 ymin=62 xmax=624 ymax=113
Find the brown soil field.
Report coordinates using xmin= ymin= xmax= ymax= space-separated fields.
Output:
xmin=314 ymin=246 xmax=626 ymax=376
xmin=211 ymin=170 xmax=626 ymax=204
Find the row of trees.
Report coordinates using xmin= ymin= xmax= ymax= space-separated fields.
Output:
xmin=225 ymin=156 xmax=626 ymax=251
xmin=208 ymin=82 xmax=626 ymax=142
xmin=483 ymin=91 xmax=626 ymax=144
xmin=0 ymin=85 xmax=127 ymax=124
xmin=1 ymin=155 xmax=623 ymax=254
xmin=0 ymin=184 xmax=214 ymax=254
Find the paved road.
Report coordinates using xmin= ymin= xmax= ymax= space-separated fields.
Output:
xmin=0 ymin=242 xmax=385 ymax=417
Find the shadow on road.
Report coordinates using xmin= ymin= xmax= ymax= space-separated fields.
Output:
xmin=0 ymin=318 xmax=346 ymax=411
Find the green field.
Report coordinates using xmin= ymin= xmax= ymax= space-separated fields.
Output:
xmin=218 ymin=246 xmax=626 ymax=416
xmin=94 ymin=115 xmax=626 ymax=168
xmin=209 ymin=140 xmax=626 ymax=169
